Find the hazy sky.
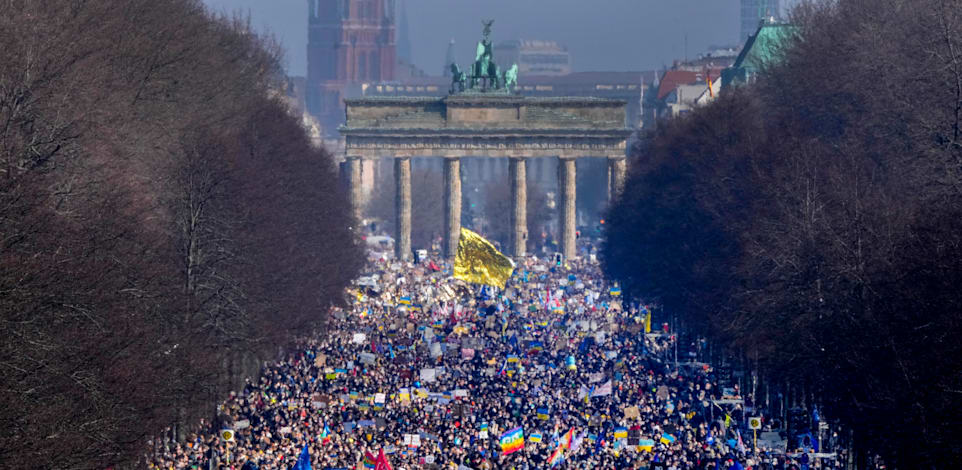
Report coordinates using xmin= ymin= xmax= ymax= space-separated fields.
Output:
xmin=202 ymin=0 xmax=742 ymax=77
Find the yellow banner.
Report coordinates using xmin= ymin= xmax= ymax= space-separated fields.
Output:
xmin=454 ymin=228 xmax=515 ymax=288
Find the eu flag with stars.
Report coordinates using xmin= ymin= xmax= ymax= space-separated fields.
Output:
xmin=291 ymin=444 xmax=311 ymax=470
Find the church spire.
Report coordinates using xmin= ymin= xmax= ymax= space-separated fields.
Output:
xmin=397 ymin=0 xmax=412 ymax=64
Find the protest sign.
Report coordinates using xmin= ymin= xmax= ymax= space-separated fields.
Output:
xmin=420 ymin=368 xmax=437 ymax=383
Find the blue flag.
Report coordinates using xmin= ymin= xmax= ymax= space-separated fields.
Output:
xmin=291 ymin=444 xmax=311 ymax=470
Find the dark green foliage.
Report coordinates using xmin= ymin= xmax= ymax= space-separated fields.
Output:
xmin=603 ymin=1 xmax=962 ymax=466
xmin=0 ymin=1 xmax=363 ymax=468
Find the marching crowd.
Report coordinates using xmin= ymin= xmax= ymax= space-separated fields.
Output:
xmin=149 ymin=241 xmax=840 ymax=470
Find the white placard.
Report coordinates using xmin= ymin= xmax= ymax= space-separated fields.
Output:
xmin=420 ymin=368 xmax=437 ymax=383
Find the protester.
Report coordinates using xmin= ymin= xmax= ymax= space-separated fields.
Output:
xmin=149 ymin=239 xmax=840 ymax=470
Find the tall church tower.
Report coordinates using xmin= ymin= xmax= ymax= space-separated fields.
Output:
xmin=306 ymin=0 xmax=397 ymax=133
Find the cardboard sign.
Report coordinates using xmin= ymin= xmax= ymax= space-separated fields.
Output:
xmin=420 ymin=368 xmax=437 ymax=383
xmin=352 ymin=333 xmax=367 ymax=344
xmin=624 ymin=406 xmax=640 ymax=419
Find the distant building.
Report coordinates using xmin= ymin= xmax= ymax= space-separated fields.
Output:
xmin=740 ymin=0 xmax=781 ymax=44
xmin=279 ymin=77 xmax=324 ymax=148
xmin=306 ymin=0 xmax=400 ymax=136
xmin=442 ymin=39 xmax=457 ymax=77
xmin=723 ymin=22 xmax=795 ymax=89
xmin=641 ymin=47 xmax=734 ymax=124
xmin=359 ymin=71 xmax=654 ymax=130
xmin=396 ymin=0 xmax=412 ymax=65
xmin=494 ymin=40 xmax=572 ymax=76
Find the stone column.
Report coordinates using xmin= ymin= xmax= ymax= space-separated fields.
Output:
xmin=443 ymin=157 xmax=462 ymax=259
xmin=558 ymin=157 xmax=577 ymax=260
xmin=346 ymin=156 xmax=363 ymax=224
xmin=395 ymin=157 xmax=412 ymax=260
xmin=608 ymin=156 xmax=627 ymax=201
xmin=509 ymin=157 xmax=528 ymax=258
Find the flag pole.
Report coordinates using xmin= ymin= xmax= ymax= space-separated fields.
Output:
xmin=753 ymin=428 xmax=757 ymax=455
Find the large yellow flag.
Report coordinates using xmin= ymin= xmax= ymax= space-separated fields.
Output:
xmin=454 ymin=228 xmax=515 ymax=289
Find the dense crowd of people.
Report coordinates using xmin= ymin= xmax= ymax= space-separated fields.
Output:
xmin=149 ymin=241 xmax=841 ymax=470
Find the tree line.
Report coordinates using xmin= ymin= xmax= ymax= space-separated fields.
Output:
xmin=0 ymin=1 xmax=363 ymax=468
xmin=603 ymin=1 xmax=962 ymax=467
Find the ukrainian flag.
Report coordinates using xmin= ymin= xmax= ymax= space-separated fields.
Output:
xmin=399 ymin=295 xmax=412 ymax=305
xmin=660 ymin=433 xmax=676 ymax=445
xmin=614 ymin=427 xmax=628 ymax=439
xmin=529 ymin=432 xmax=543 ymax=443
xmin=537 ymin=407 xmax=549 ymax=420
xmin=638 ymin=438 xmax=655 ymax=452
xmin=610 ymin=285 xmax=622 ymax=296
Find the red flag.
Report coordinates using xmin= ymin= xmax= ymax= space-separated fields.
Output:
xmin=375 ymin=448 xmax=393 ymax=470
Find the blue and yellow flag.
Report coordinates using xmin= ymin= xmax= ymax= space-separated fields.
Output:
xmin=454 ymin=228 xmax=515 ymax=289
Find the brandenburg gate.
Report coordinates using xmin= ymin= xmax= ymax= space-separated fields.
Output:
xmin=338 ymin=22 xmax=631 ymax=262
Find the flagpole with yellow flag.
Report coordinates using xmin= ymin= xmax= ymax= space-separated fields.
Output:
xmin=454 ymin=228 xmax=515 ymax=289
